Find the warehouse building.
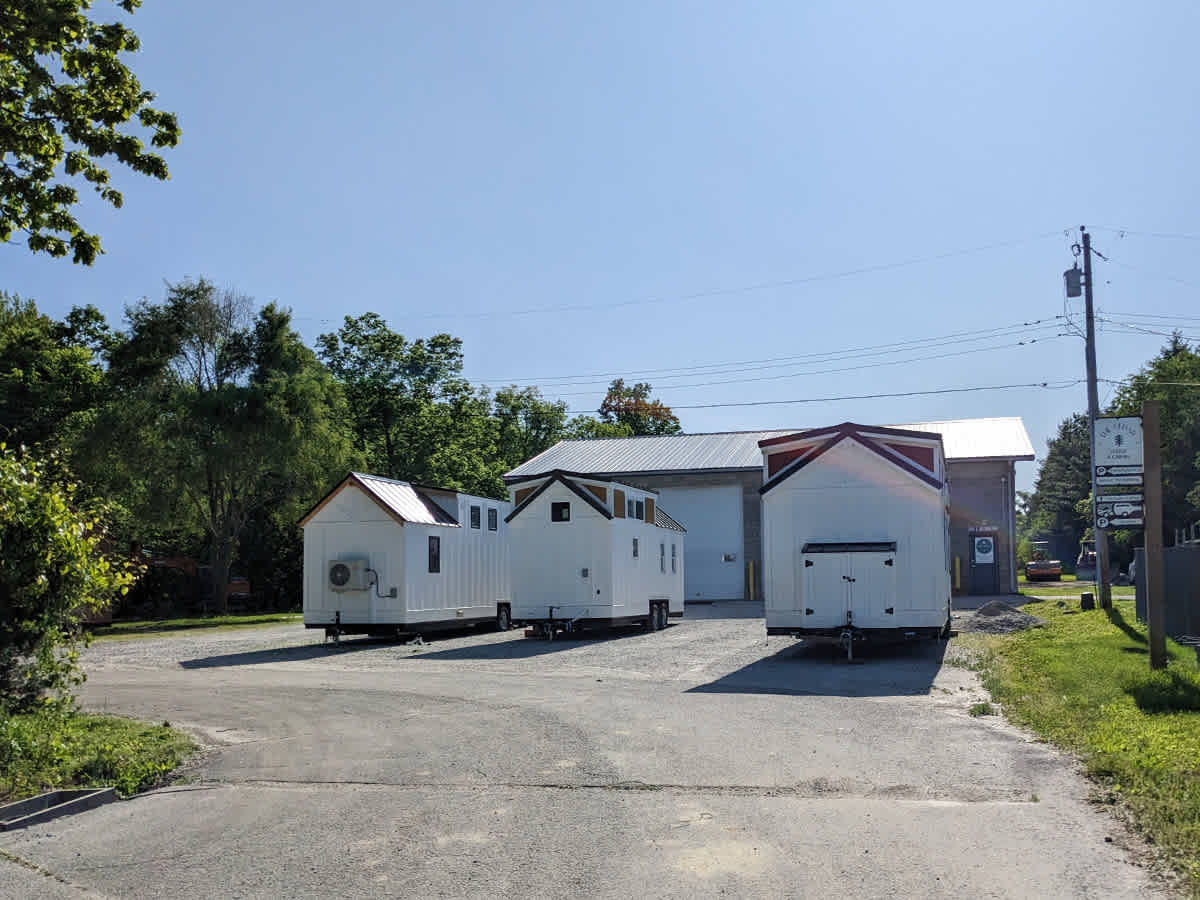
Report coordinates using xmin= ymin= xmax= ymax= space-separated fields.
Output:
xmin=504 ymin=417 xmax=1034 ymax=600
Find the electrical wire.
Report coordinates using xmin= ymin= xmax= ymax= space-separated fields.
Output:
xmin=380 ymin=231 xmax=1065 ymax=322
xmin=1100 ymin=378 xmax=1200 ymax=389
xmin=544 ymin=335 xmax=1068 ymax=397
xmin=1095 ymin=225 xmax=1200 ymax=243
xmin=1101 ymin=310 xmax=1200 ymax=324
xmin=561 ymin=379 xmax=1085 ymax=413
xmin=486 ymin=318 xmax=1062 ymax=385
xmin=1098 ymin=318 xmax=1200 ymax=341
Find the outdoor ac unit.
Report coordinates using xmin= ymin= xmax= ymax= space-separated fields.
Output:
xmin=328 ymin=558 xmax=369 ymax=592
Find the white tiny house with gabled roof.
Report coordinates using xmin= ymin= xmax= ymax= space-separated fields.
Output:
xmin=759 ymin=424 xmax=951 ymax=650
xmin=301 ymin=473 xmax=512 ymax=639
xmin=505 ymin=470 xmax=685 ymax=636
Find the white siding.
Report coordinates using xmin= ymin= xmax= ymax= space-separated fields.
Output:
xmin=508 ymin=479 xmax=685 ymax=622
xmin=303 ymin=483 xmax=510 ymax=629
xmin=653 ymin=484 xmax=742 ymax=600
xmin=762 ymin=438 xmax=950 ymax=632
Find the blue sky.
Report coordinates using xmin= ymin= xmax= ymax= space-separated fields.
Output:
xmin=5 ymin=1 xmax=1198 ymax=492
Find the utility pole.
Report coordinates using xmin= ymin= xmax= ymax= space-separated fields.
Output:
xmin=1081 ymin=226 xmax=1113 ymax=609
xmin=1144 ymin=399 xmax=1167 ymax=669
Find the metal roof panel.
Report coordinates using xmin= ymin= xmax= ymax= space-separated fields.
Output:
xmin=352 ymin=473 xmax=461 ymax=526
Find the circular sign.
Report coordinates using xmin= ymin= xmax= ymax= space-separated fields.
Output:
xmin=329 ymin=562 xmax=351 ymax=587
xmin=1097 ymin=516 xmax=1110 ymax=529
xmin=975 ymin=537 xmax=993 ymax=555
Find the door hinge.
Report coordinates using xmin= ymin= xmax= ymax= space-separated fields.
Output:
xmin=804 ymin=560 xmax=814 ymax=567
xmin=884 ymin=558 xmax=894 ymax=566
xmin=884 ymin=607 xmax=894 ymax=615
xmin=805 ymin=608 xmax=814 ymax=615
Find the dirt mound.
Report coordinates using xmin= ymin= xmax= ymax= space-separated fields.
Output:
xmin=961 ymin=600 xmax=1046 ymax=634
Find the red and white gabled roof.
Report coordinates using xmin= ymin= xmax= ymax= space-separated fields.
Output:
xmin=758 ymin=423 xmax=944 ymax=495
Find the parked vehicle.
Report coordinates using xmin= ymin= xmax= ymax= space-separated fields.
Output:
xmin=758 ymin=423 xmax=952 ymax=658
xmin=1024 ymin=541 xmax=1062 ymax=581
xmin=504 ymin=471 xmax=686 ymax=637
xmin=301 ymin=473 xmax=512 ymax=640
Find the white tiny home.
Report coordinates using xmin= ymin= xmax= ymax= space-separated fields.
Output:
xmin=505 ymin=471 xmax=686 ymax=634
xmin=759 ymin=424 xmax=951 ymax=645
xmin=301 ymin=473 xmax=512 ymax=638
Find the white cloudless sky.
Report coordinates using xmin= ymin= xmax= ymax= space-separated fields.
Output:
xmin=5 ymin=1 xmax=1198 ymax=491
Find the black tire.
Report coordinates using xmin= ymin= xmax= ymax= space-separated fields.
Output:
xmin=646 ymin=602 xmax=661 ymax=632
xmin=657 ymin=603 xmax=669 ymax=631
xmin=496 ymin=605 xmax=511 ymax=632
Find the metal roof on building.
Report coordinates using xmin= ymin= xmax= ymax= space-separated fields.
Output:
xmin=504 ymin=417 xmax=1034 ymax=480
xmin=351 ymin=473 xmax=461 ymax=526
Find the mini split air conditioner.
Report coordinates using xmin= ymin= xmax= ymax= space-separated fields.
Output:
xmin=328 ymin=558 xmax=369 ymax=592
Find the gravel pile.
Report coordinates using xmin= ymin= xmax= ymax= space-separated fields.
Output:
xmin=961 ymin=600 xmax=1046 ymax=635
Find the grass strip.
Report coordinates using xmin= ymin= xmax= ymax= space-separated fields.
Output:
xmin=965 ymin=599 xmax=1200 ymax=892
xmin=92 ymin=612 xmax=301 ymax=640
xmin=1 ymin=709 xmax=194 ymax=802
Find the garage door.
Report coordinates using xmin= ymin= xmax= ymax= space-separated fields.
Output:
xmin=654 ymin=485 xmax=744 ymax=600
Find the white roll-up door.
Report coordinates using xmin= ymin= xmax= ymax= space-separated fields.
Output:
xmin=654 ymin=485 xmax=743 ymax=600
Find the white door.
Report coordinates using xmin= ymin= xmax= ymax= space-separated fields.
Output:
xmin=655 ymin=485 xmax=743 ymax=600
xmin=847 ymin=551 xmax=898 ymax=628
xmin=800 ymin=552 xmax=849 ymax=628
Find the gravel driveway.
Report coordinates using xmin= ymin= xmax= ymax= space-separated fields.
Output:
xmin=0 ymin=604 xmax=1172 ymax=898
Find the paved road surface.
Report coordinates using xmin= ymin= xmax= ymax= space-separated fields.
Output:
xmin=0 ymin=605 xmax=1170 ymax=898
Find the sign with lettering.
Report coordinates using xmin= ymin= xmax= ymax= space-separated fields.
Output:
xmin=1094 ymin=417 xmax=1143 ymax=469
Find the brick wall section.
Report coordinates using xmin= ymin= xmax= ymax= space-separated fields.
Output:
xmin=945 ymin=460 xmax=1017 ymax=594
xmin=621 ymin=470 xmax=764 ymax=601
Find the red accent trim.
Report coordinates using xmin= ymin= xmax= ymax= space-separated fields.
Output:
xmin=766 ymin=446 xmax=810 ymax=477
xmin=760 ymin=429 xmax=944 ymax=495
xmin=882 ymin=442 xmax=935 ymax=472
xmin=758 ymin=422 xmax=944 ymax=449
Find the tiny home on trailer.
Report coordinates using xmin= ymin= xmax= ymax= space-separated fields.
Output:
xmin=301 ymin=473 xmax=512 ymax=639
xmin=505 ymin=470 xmax=686 ymax=636
xmin=759 ymin=424 xmax=951 ymax=654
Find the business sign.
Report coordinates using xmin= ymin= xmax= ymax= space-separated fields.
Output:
xmin=973 ymin=536 xmax=995 ymax=564
xmin=1094 ymin=492 xmax=1144 ymax=503
xmin=1095 ymin=416 xmax=1143 ymax=469
xmin=1096 ymin=474 xmax=1144 ymax=486
xmin=1098 ymin=514 xmax=1144 ymax=529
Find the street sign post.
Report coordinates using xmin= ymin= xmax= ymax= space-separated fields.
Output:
xmin=1094 ymin=416 xmax=1144 ymax=533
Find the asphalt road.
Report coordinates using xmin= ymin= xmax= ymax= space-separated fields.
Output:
xmin=0 ymin=604 xmax=1171 ymax=899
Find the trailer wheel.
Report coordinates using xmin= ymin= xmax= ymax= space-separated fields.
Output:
xmin=496 ymin=604 xmax=511 ymax=632
xmin=645 ymin=602 xmax=661 ymax=632
xmin=656 ymin=603 xmax=669 ymax=631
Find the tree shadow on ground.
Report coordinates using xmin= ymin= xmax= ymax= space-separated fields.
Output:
xmin=686 ymin=638 xmax=948 ymax=698
xmin=1106 ymin=604 xmax=1148 ymax=645
xmin=1127 ymin=668 xmax=1200 ymax=713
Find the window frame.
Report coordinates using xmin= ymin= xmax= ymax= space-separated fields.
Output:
xmin=428 ymin=535 xmax=441 ymax=573
xmin=635 ymin=499 xmax=644 ymax=521
xmin=671 ymin=543 xmax=677 ymax=573
xmin=660 ymin=542 xmax=666 ymax=573
xmin=487 ymin=507 xmax=498 ymax=531
xmin=632 ymin=537 xmax=639 ymax=559
xmin=469 ymin=504 xmax=481 ymax=529
xmin=551 ymin=501 xmax=571 ymax=523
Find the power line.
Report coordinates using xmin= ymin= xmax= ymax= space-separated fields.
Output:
xmin=1095 ymin=225 xmax=1200 ymax=242
xmin=1101 ymin=310 xmax=1200 ymax=323
xmin=1097 ymin=318 xmax=1200 ymax=341
xmin=545 ymin=335 xmax=1067 ymax=398
xmin=563 ymin=379 xmax=1084 ymax=413
xmin=388 ymin=231 xmax=1064 ymax=322
xmin=1100 ymin=378 xmax=1200 ymax=389
xmin=486 ymin=318 xmax=1061 ymax=385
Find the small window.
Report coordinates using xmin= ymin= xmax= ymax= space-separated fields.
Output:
xmin=487 ymin=508 xmax=498 ymax=531
xmin=551 ymin=501 xmax=571 ymax=522
xmin=632 ymin=537 xmax=639 ymax=558
xmin=627 ymin=499 xmax=635 ymax=518
xmin=671 ymin=543 xmax=677 ymax=573
xmin=635 ymin=500 xmax=644 ymax=520
xmin=660 ymin=542 xmax=666 ymax=573
xmin=428 ymin=535 xmax=440 ymax=573
xmin=470 ymin=505 xmax=481 ymax=529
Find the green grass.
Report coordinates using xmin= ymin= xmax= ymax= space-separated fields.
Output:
xmin=968 ymin=701 xmax=996 ymax=717
xmin=1018 ymin=577 xmax=1134 ymax=599
xmin=963 ymin=599 xmax=1200 ymax=891
xmin=92 ymin=612 xmax=301 ymax=640
xmin=0 ymin=708 xmax=194 ymax=802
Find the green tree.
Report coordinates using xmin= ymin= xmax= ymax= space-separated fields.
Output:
xmin=491 ymin=385 xmax=568 ymax=467
xmin=562 ymin=415 xmax=633 ymax=440
xmin=1109 ymin=334 xmax=1200 ymax=537
xmin=1 ymin=0 xmax=180 ymax=264
xmin=317 ymin=314 xmax=466 ymax=479
xmin=597 ymin=379 xmax=681 ymax=435
xmin=0 ymin=294 xmax=107 ymax=449
xmin=0 ymin=446 xmax=130 ymax=712
xmin=1022 ymin=413 xmax=1091 ymax=562
xmin=87 ymin=279 xmax=355 ymax=612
